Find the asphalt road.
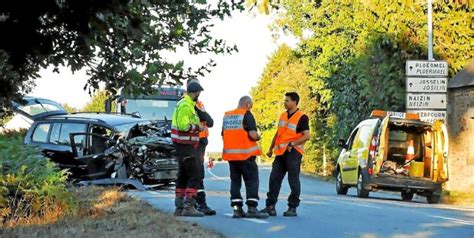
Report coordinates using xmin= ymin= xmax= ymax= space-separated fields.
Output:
xmin=131 ymin=162 xmax=474 ymax=238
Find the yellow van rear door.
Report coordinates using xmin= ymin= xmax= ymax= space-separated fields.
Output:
xmin=433 ymin=120 xmax=449 ymax=182
xmin=374 ymin=116 xmax=390 ymax=174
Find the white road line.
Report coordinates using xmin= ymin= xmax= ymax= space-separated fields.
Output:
xmin=430 ymin=215 xmax=474 ymax=226
xmin=224 ymin=213 xmax=270 ymax=224
xmin=334 ymin=200 xmax=382 ymax=209
xmin=207 ymin=168 xmax=230 ymax=181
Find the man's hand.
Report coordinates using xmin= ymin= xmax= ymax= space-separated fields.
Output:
xmin=266 ymin=149 xmax=273 ymax=158
xmin=198 ymin=125 xmax=205 ymax=132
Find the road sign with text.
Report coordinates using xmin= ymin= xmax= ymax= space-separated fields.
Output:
xmin=406 ymin=77 xmax=447 ymax=93
xmin=406 ymin=93 xmax=446 ymax=110
xmin=406 ymin=60 xmax=448 ymax=77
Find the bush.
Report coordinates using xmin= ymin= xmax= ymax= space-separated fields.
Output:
xmin=0 ymin=131 xmax=74 ymax=226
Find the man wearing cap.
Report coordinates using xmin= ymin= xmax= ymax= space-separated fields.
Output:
xmin=171 ymin=81 xmax=206 ymax=217
xmin=186 ymin=78 xmax=216 ymax=216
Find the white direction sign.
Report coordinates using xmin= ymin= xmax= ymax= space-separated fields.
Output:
xmin=406 ymin=93 xmax=447 ymax=109
xmin=406 ymin=77 xmax=447 ymax=93
xmin=406 ymin=60 xmax=448 ymax=77
xmin=408 ymin=110 xmax=446 ymax=123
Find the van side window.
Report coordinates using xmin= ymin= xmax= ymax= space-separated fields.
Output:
xmin=88 ymin=126 xmax=113 ymax=155
xmin=346 ymin=128 xmax=359 ymax=150
xmin=49 ymin=123 xmax=61 ymax=144
xmin=32 ymin=123 xmax=51 ymax=143
xmin=353 ymin=125 xmax=372 ymax=149
xmin=58 ymin=123 xmax=87 ymax=145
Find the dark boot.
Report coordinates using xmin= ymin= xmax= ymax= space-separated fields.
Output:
xmin=197 ymin=203 xmax=216 ymax=216
xmin=283 ymin=207 xmax=297 ymax=217
xmin=232 ymin=206 xmax=245 ymax=219
xmin=181 ymin=197 xmax=204 ymax=217
xmin=246 ymin=206 xmax=269 ymax=219
xmin=174 ymin=196 xmax=184 ymax=216
xmin=260 ymin=205 xmax=277 ymax=216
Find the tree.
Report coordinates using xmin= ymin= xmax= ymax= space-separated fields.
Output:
xmin=254 ymin=0 xmax=472 ymax=174
xmin=0 ymin=0 xmax=245 ymax=112
xmin=251 ymin=44 xmax=320 ymax=171
xmin=61 ymin=103 xmax=77 ymax=113
xmin=81 ymin=90 xmax=114 ymax=113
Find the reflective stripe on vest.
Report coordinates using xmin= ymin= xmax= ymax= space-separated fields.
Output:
xmin=171 ymin=126 xmax=199 ymax=145
xmin=223 ymin=145 xmax=260 ymax=155
xmin=222 ymin=109 xmax=262 ymax=161
xmin=274 ymin=110 xmax=306 ymax=156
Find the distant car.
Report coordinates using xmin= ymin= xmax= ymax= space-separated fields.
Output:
xmin=336 ymin=110 xmax=448 ymax=204
xmin=19 ymin=97 xmax=178 ymax=183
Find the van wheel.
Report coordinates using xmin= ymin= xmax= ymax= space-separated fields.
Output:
xmin=357 ymin=172 xmax=369 ymax=198
xmin=401 ymin=191 xmax=414 ymax=201
xmin=336 ymin=169 xmax=349 ymax=195
xmin=427 ymin=194 xmax=441 ymax=204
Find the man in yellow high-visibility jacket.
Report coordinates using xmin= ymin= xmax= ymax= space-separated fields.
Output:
xmin=171 ymin=82 xmax=206 ymax=217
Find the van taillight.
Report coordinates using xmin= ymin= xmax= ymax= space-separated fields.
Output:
xmin=368 ymin=167 xmax=373 ymax=175
xmin=369 ymin=136 xmax=378 ymax=159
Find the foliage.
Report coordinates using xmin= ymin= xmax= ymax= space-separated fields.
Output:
xmin=61 ymin=103 xmax=78 ymax=113
xmin=251 ymin=45 xmax=319 ymax=171
xmin=0 ymin=132 xmax=74 ymax=226
xmin=0 ymin=0 xmax=245 ymax=111
xmin=252 ymin=0 xmax=472 ymax=174
xmin=81 ymin=90 xmax=115 ymax=113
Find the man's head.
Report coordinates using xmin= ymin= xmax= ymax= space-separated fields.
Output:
xmin=238 ymin=96 xmax=253 ymax=111
xmin=187 ymin=82 xmax=204 ymax=101
xmin=284 ymin=92 xmax=300 ymax=110
xmin=186 ymin=78 xmax=199 ymax=87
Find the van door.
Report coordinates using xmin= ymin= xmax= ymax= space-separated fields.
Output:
xmin=347 ymin=127 xmax=368 ymax=184
xmin=374 ymin=116 xmax=390 ymax=175
xmin=340 ymin=128 xmax=359 ymax=185
xmin=433 ymin=120 xmax=449 ymax=182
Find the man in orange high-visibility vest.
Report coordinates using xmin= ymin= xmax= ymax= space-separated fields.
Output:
xmin=186 ymin=78 xmax=216 ymax=216
xmin=222 ymin=96 xmax=268 ymax=219
xmin=261 ymin=92 xmax=310 ymax=217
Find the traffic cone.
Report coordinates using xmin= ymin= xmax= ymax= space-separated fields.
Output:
xmin=405 ymin=140 xmax=415 ymax=169
xmin=207 ymin=158 xmax=214 ymax=169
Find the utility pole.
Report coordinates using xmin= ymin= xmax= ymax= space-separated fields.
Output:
xmin=427 ymin=0 xmax=434 ymax=60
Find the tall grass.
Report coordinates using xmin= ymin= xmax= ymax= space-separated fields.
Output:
xmin=0 ymin=130 xmax=74 ymax=226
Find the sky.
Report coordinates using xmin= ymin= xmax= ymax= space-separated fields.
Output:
xmin=30 ymin=10 xmax=298 ymax=152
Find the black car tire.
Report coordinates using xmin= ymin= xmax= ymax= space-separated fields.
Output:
xmin=401 ymin=191 xmax=414 ymax=201
xmin=427 ymin=194 xmax=441 ymax=204
xmin=336 ymin=169 xmax=349 ymax=195
xmin=357 ymin=171 xmax=370 ymax=198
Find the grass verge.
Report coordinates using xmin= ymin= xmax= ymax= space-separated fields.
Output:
xmin=1 ymin=186 xmax=223 ymax=238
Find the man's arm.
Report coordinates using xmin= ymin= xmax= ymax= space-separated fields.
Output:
xmin=176 ymin=104 xmax=200 ymax=132
xmin=266 ymin=132 xmax=278 ymax=157
xmin=291 ymin=130 xmax=310 ymax=146
xmin=196 ymin=108 xmax=214 ymax=128
xmin=248 ymin=130 xmax=261 ymax=141
xmin=243 ymin=112 xmax=260 ymax=141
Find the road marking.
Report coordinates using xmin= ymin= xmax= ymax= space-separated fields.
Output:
xmin=207 ymin=168 xmax=231 ymax=181
xmin=430 ymin=215 xmax=474 ymax=226
xmin=224 ymin=213 xmax=270 ymax=224
xmin=334 ymin=200 xmax=382 ymax=209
